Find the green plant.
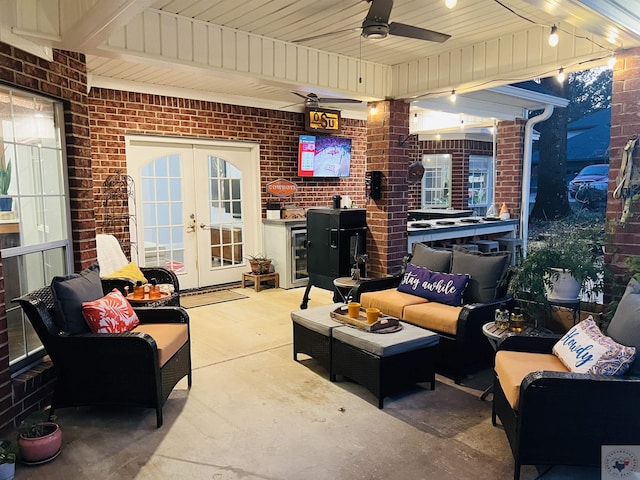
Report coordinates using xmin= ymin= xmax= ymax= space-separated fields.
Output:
xmin=18 ymin=409 xmax=58 ymax=439
xmin=0 ymin=147 xmax=11 ymax=196
xmin=245 ymin=253 xmax=270 ymax=262
xmin=0 ymin=440 xmax=16 ymax=464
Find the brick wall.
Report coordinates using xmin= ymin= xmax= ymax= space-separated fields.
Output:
xmin=408 ymin=138 xmax=495 ymax=211
xmin=88 ymin=90 xmax=368 ymax=242
xmin=496 ymin=119 xmax=526 ymax=221
xmin=0 ymin=42 xmax=94 ymax=431
xmin=365 ymin=100 xmax=410 ymax=276
xmin=607 ymin=47 xmax=640 ymax=292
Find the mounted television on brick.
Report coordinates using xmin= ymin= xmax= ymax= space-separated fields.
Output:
xmin=297 ymin=135 xmax=352 ymax=177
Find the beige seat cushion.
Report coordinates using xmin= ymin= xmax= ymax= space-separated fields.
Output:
xmin=360 ymin=288 xmax=428 ymax=319
xmin=402 ymin=302 xmax=462 ymax=336
xmin=494 ymin=350 xmax=569 ymax=410
xmin=132 ymin=324 xmax=189 ymax=367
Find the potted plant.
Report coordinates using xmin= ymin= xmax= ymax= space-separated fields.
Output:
xmin=246 ymin=254 xmax=272 ymax=275
xmin=0 ymin=440 xmax=16 ymax=480
xmin=17 ymin=409 xmax=62 ymax=464
xmin=509 ymin=222 xmax=605 ymax=324
xmin=0 ymin=146 xmax=11 ymax=212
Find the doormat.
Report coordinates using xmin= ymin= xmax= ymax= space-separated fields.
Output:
xmin=181 ymin=290 xmax=247 ymax=309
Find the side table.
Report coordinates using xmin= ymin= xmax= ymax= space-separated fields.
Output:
xmin=333 ymin=276 xmax=362 ymax=303
xmin=480 ymin=322 xmax=552 ymax=400
xmin=242 ymin=272 xmax=279 ymax=292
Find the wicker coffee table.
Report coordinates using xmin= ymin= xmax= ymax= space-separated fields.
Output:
xmin=291 ymin=304 xmax=440 ymax=408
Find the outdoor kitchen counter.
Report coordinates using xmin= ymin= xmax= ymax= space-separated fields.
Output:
xmin=407 ymin=217 xmax=518 ymax=252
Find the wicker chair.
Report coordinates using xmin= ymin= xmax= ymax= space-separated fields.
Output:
xmin=96 ymin=234 xmax=180 ymax=306
xmin=492 ymin=334 xmax=640 ymax=479
xmin=15 ymin=286 xmax=192 ymax=428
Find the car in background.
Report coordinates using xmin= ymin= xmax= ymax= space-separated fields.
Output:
xmin=568 ymin=164 xmax=609 ymax=198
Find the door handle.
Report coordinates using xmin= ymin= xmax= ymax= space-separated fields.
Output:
xmin=186 ymin=214 xmax=196 ymax=233
xmin=199 ymin=223 xmax=211 ymax=230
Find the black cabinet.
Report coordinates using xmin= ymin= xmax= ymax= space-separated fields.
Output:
xmin=300 ymin=208 xmax=367 ymax=308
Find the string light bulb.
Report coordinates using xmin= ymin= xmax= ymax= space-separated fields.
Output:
xmin=608 ymin=54 xmax=617 ymax=69
xmin=450 ymin=89 xmax=457 ymax=102
xmin=557 ymin=67 xmax=565 ymax=83
xmin=548 ymin=25 xmax=559 ymax=47
xmin=435 ymin=133 xmax=441 ymax=141
xmin=445 ymin=0 xmax=457 ymax=8
xmin=413 ymin=113 xmax=418 ymax=124
xmin=370 ymin=104 xmax=377 ymax=115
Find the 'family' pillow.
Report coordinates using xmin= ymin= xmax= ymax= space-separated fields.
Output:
xmin=398 ymin=263 xmax=469 ymax=306
xmin=552 ymin=317 xmax=636 ymax=375
xmin=82 ymin=288 xmax=140 ymax=333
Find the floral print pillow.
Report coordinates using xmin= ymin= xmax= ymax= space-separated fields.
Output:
xmin=82 ymin=289 xmax=140 ymax=333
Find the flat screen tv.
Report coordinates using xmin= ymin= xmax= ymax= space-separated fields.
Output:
xmin=297 ymin=135 xmax=352 ymax=177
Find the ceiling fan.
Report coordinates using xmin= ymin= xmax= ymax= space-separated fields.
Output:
xmin=292 ymin=92 xmax=362 ymax=108
xmin=294 ymin=0 xmax=451 ymax=44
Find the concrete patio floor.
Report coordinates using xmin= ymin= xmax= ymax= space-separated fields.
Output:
xmin=8 ymin=285 xmax=600 ymax=480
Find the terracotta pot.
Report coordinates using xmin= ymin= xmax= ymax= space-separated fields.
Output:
xmin=249 ymin=260 xmax=271 ymax=274
xmin=18 ymin=423 xmax=62 ymax=463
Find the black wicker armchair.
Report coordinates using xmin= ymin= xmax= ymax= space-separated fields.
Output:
xmin=15 ymin=286 xmax=192 ymax=428
xmin=492 ymin=334 xmax=640 ymax=479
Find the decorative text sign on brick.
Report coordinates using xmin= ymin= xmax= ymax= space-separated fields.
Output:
xmin=267 ymin=178 xmax=297 ymax=197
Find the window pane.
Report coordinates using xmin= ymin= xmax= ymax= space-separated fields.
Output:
xmin=421 ymin=154 xmax=451 ymax=208
xmin=468 ymin=155 xmax=493 ymax=213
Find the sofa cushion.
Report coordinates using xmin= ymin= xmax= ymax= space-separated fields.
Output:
xmin=360 ymin=288 xmax=428 ymax=319
xmin=398 ymin=264 xmax=469 ymax=307
xmin=552 ymin=317 xmax=636 ymax=375
xmin=101 ymin=261 xmax=148 ymax=284
xmin=450 ymin=246 xmax=510 ymax=304
xmin=495 ymin=350 xmax=568 ymax=410
xmin=132 ymin=323 xmax=189 ymax=367
xmin=606 ymin=277 xmax=640 ymax=376
xmin=51 ymin=263 xmax=104 ymax=334
xmin=410 ymin=243 xmax=452 ymax=272
xmin=82 ymin=288 xmax=140 ymax=333
xmin=402 ymin=302 xmax=463 ymax=336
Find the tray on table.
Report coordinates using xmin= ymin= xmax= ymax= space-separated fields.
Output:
xmin=330 ymin=306 xmax=402 ymax=333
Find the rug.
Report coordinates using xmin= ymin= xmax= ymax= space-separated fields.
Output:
xmin=181 ymin=290 xmax=247 ymax=309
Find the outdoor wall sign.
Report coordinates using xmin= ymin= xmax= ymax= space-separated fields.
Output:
xmin=304 ymin=107 xmax=341 ymax=133
xmin=267 ymin=178 xmax=297 ymax=197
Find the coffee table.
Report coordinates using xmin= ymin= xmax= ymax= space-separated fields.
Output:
xmin=291 ymin=304 xmax=440 ymax=408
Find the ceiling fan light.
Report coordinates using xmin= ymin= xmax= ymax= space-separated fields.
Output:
xmin=445 ymin=0 xmax=457 ymax=9
xmin=362 ymin=24 xmax=388 ymax=40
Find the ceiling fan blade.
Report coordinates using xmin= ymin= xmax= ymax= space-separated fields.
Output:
xmin=388 ymin=22 xmax=451 ymax=43
xmin=365 ymin=0 xmax=393 ymax=24
xmin=291 ymin=92 xmax=310 ymax=100
xmin=317 ymin=98 xmax=363 ymax=104
xmin=293 ymin=27 xmax=360 ymax=43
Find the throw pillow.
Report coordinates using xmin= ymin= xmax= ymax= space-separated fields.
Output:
xmin=552 ymin=317 xmax=636 ymax=375
xmin=398 ymin=263 xmax=470 ymax=306
xmin=51 ymin=263 xmax=103 ymax=334
xmin=606 ymin=277 xmax=640 ymax=376
xmin=82 ymin=288 xmax=140 ymax=333
xmin=410 ymin=243 xmax=452 ymax=273
xmin=101 ymin=261 xmax=148 ymax=284
xmin=450 ymin=246 xmax=510 ymax=304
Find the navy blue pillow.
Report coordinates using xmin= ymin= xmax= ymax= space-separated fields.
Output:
xmin=51 ymin=263 xmax=104 ymax=334
xmin=398 ymin=263 xmax=469 ymax=306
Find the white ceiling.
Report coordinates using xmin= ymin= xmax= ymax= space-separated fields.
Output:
xmin=2 ymin=0 xmax=638 ymax=129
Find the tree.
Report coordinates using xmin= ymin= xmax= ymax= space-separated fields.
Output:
xmin=530 ymin=76 xmax=572 ymax=220
xmin=567 ymin=68 xmax=612 ymax=123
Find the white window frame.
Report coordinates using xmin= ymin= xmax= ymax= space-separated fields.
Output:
xmin=421 ymin=154 xmax=451 ymax=208
xmin=468 ymin=155 xmax=494 ymax=209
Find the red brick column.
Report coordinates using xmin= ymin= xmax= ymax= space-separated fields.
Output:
xmin=366 ymin=100 xmax=410 ymax=277
xmin=496 ymin=119 xmax=526 ymax=221
xmin=607 ymin=47 xmax=640 ymax=292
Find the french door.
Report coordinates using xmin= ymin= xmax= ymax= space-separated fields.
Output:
xmin=126 ymin=137 xmax=261 ymax=290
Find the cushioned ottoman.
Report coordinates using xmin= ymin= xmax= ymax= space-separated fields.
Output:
xmin=291 ymin=303 xmax=344 ymax=372
xmin=331 ymin=322 xmax=440 ymax=408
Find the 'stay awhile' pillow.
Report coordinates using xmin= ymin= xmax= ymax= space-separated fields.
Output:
xmin=82 ymin=288 xmax=140 ymax=333
xmin=552 ymin=317 xmax=636 ymax=375
xmin=398 ymin=263 xmax=469 ymax=306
